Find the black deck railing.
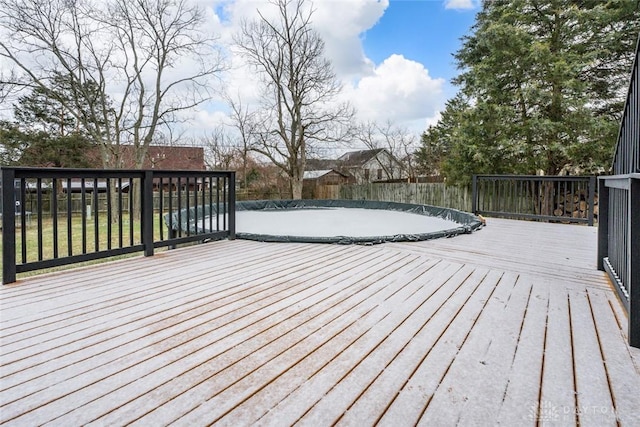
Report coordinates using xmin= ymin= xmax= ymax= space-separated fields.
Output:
xmin=472 ymin=175 xmax=597 ymax=225
xmin=1 ymin=167 xmax=235 ymax=285
xmin=597 ymin=35 xmax=640 ymax=348
xmin=597 ymin=175 xmax=639 ymax=348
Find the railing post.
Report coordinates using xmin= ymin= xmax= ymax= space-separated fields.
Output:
xmin=228 ymin=171 xmax=236 ymax=240
xmin=2 ymin=168 xmax=17 ymax=284
xmin=143 ymin=170 xmax=154 ymax=257
xmin=471 ymin=175 xmax=478 ymax=214
xmin=588 ymin=176 xmax=596 ymax=226
xmin=629 ymin=177 xmax=639 ymax=347
xmin=597 ymin=177 xmax=610 ymax=271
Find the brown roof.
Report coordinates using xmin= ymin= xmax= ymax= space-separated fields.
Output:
xmin=305 ymin=158 xmax=340 ymax=171
xmin=131 ymin=146 xmax=205 ymax=170
xmin=89 ymin=145 xmax=205 ymax=170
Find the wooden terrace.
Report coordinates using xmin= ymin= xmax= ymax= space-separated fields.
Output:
xmin=1 ymin=218 xmax=639 ymax=426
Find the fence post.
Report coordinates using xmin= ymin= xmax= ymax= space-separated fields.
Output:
xmin=2 ymin=168 xmax=17 ymax=284
xmin=596 ymin=178 xmax=609 ymax=271
xmin=629 ymin=177 xmax=639 ymax=347
xmin=143 ymin=170 xmax=154 ymax=257
xmin=228 ymin=172 xmax=236 ymax=240
xmin=471 ymin=175 xmax=478 ymax=214
xmin=588 ymin=176 xmax=596 ymax=226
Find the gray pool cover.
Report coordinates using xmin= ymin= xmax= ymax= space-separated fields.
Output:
xmin=165 ymin=199 xmax=484 ymax=245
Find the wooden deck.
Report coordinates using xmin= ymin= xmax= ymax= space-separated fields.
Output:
xmin=1 ymin=218 xmax=639 ymax=426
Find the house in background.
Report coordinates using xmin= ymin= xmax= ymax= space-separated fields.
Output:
xmin=305 ymin=158 xmax=339 ymax=171
xmin=338 ymin=149 xmax=406 ymax=184
xmin=302 ymin=169 xmax=353 ymax=199
xmin=86 ymin=145 xmax=205 ymax=171
xmin=139 ymin=146 xmax=206 ymax=191
xmin=306 ymin=149 xmax=407 ymax=185
xmin=79 ymin=145 xmax=207 ymax=192
xmin=114 ymin=145 xmax=206 ymax=171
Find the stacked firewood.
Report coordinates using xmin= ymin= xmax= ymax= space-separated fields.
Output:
xmin=553 ymin=190 xmax=597 ymax=220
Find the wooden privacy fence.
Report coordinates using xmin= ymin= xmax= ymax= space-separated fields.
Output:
xmin=321 ymin=183 xmax=472 ymax=212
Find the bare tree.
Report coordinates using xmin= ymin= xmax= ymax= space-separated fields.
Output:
xmin=234 ymin=0 xmax=354 ymax=199
xmin=0 ymin=0 xmax=224 ymax=169
xmin=226 ymin=94 xmax=259 ymax=192
xmin=356 ymin=120 xmax=417 ymax=180
xmin=103 ymin=0 xmax=224 ymax=169
xmin=200 ymin=126 xmax=240 ymax=170
xmin=1 ymin=0 xmax=117 ymax=166
xmin=0 ymin=69 xmax=21 ymax=106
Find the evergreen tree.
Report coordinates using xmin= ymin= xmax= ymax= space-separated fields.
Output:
xmin=420 ymin=0 xmax=640 ymax=185
xmin=0 ymin=121 xmax=28 ymax=165
xmin=0 ymin=121 xmax=94 ymax=168
xmin=14 ymin=84 xmax=76 ymax=136
xmin=13 ymin=72 xmax=107 ymax=138
xmin=0 ymin=73 xmax=97 ymax=167
xmin=415 ymin=94 xmax=469 ymax=177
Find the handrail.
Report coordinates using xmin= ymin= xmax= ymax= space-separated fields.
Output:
xmin=611 ymin=33 xmax=640 ymax=175
xmin=1 ymin=167 xmax=235 ymax=284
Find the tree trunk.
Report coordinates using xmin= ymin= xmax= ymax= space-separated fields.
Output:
xmin=540 ymin=181 xmax=554 ymax=217
xmin=109 ymin=178 xmax=121 ymax=224
xmin=131 ymin=179 xmax=142 ymax=219
xmin=291 ymin=176 xmax=303 ymax=199
xmin=131 ymin=146 xmax=148 ymax=218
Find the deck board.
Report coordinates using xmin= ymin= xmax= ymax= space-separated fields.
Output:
xmin=424 ymin=271 xmax=527 ymax=425
xmin=587 ymin=289 xmax=640 ymax=426
xmin=496 ymin=276 xmax=549 ymax=425
xmin=537 ymin=282 xmax=578 ymax=425
xmin=374 ymin=268 xmax=502 ymax=426
xmin=1 ymin=218 xmax=639 ymax=426
xmin=569 ymin=289 xmax=618 ymax=427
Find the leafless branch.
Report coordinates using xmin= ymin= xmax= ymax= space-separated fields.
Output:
xmin=234 ymin=0 xmax=354 ymax=198
xmin=0 ymin=0 xmax=225 ymax=169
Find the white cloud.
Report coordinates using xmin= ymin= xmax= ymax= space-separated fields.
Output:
xmin=345 ymin=54 xmax=445 ymax=130
xmin=444 ymin=0 xmax=476 ymax=10
xmin=312 ymin=0 xmax=388 ymax=78
xmin=208 ymin=0 xmax=388 ymax=102
xmin=207 ymin=0 xmax=444 ymax=135
xmin=212 ymin=0 xmax=388 ymax=78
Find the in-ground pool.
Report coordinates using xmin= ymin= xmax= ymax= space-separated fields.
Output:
xmin=166 ymin=199 xmax=484 ymax=245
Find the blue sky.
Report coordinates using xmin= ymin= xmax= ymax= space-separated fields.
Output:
xmin=362 ymin=0 xmax=478 ymax=98
xmin=195 ymin=0 xmax=483 ymax=134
